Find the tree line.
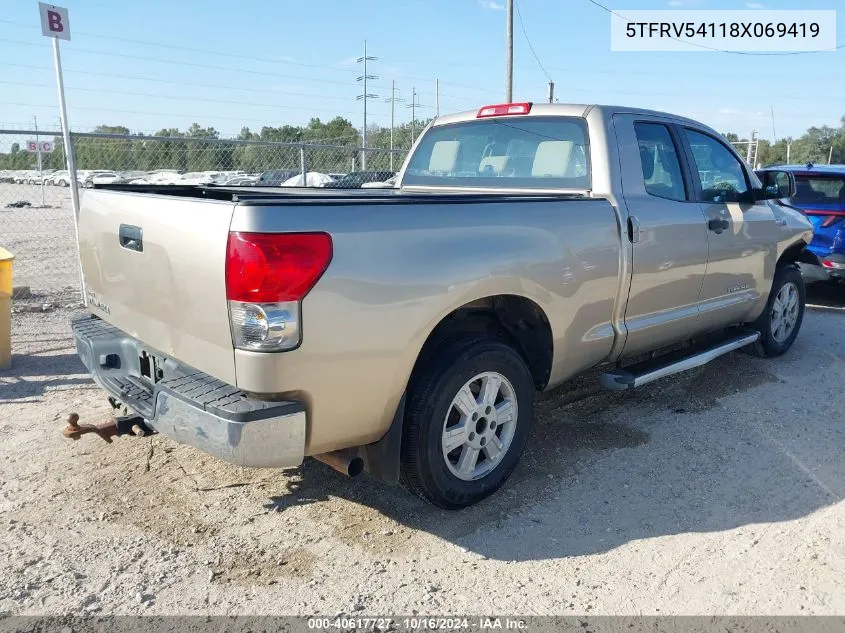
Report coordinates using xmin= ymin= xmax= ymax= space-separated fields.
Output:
xmin=2 ymin=114 xmax=844 ymax=173
xmin=0 ymin=116 xmax=428 ymax=174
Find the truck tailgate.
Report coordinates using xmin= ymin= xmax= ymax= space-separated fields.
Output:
xmin=78 ymin=190 xmax=237 ymax=385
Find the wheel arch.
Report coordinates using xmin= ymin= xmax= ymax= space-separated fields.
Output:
xmin=356 ymin=293 xmax=554 ymax=485
xmin=778 ymin=239 xmax=819 ymax=268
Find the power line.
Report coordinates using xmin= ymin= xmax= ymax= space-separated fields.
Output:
xmin=0 ymin=78 xmax=370 ymax=107
xmin=0 ymin=101 xmax=391 ymax=126
xmin=583 ymin=0 xmax=845 ymax=56
xmin=514 ymin=0 xmax=552 ymax=82
xmin=0 ymin=33 xmax=497 ymax=98
xmin=1 ymin=61 xmax=839 ymax=108
xmin=0 ymin=19 xmax=360 ymax=75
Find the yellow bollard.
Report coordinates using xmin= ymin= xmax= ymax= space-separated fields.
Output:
xmin=0 ymin=247 xmax=13 ymax=370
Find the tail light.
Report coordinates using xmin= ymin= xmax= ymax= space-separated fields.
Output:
xmin=476 ymin=102 xmax=532 ymax=118
xmin=225 ymin=232 xmax=332 ymax=352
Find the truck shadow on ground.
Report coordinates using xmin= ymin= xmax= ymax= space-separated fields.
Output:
xmin=806 ymin=281 xmax=845 ymax=312
xmin=263 ymin=336 xmax=844 ymax=561
xmin=0 ymin=351 xmax=96 ymax=402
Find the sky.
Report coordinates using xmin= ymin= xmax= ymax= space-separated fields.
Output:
xmin=0 ymin=0 xmax=843 ymax=141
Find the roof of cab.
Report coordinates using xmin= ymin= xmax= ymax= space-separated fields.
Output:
xmin=430 ymin=103 xmax=717 ymax=133
xmin=765 ymin=164 xmax=845 ymax=174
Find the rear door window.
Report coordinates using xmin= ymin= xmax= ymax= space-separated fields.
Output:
xmin=634 ymin=122 xmax=687 ymax=201
xmin=403 ymin=116 xmax=590 ymax=189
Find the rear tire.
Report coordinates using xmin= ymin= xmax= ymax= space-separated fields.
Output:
xmin=748 ymin=263 xmax=805 ymax=357
xmin=401 ymin=336 xmax=534 ymax=509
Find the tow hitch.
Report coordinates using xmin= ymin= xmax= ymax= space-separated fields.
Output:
xmin=63 ymin=412 xmax=154 ymax=444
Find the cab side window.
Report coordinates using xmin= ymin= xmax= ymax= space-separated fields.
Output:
xmin=684 ymin=128 xmax=749 ymax=203
xmin=634 ymin=123 xmax=687 ymax=201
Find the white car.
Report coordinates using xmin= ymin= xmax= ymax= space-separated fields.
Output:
xmin=49 ymin=170 xmax=71 ymax=186
xmin=281 ymin=172 xmax=334 ymax=187
xmin=80 ymin=170 xmax=122 ymax=188
xmin=360 ymin=175 xmax=398 ymax=189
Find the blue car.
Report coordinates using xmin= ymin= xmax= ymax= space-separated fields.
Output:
xmin=759 ymin=163 xmax=845 ymax=282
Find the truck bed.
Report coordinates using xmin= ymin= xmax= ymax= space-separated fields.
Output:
xmin=94 ymin=182 xmax=589 ymax=204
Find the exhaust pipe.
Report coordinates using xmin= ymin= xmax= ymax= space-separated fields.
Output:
xmin=313 ymin=449 xmax=364 ymax=477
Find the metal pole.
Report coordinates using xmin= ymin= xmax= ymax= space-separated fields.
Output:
xmin=786 ymin=140 xmax=791 ymax=164
xmin=34 ymin=116 xmax=45 ymax=207
xmin=52 ymin=37 xmax=85 ymax=305
xmin=746 ymin=131 xmax=754 ymax=164
xmin=506 ymin=0 xmax=514 ymax=101
xmin=411 ymin=88 xmax=416 ymax=143
xmin=299 ymin=145 xmax=307 ymax=185
xmin=362 ymin=40 xmax=368 ymax=170
xmin=829 ymin=145 xmax=834 ymax=165
xmin=436 ymin=79 xmax=440 ymax=117
xmin=548 ymin=81 xmax=555 ymax=104
xmin=390 ymin=80 xmax=395 ymax=171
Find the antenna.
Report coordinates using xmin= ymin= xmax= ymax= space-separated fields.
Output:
xmin=356 ymin=40 xmax=378 ymax=170
xmin=770 ymin=105 xmax=777 ymax=141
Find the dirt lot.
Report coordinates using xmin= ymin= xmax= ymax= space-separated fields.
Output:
xmin=1 ymin=185 xmax=844 ymax=615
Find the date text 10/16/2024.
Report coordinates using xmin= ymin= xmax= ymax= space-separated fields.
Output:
xmin=307 ymin=617 xmax=529 ymax=631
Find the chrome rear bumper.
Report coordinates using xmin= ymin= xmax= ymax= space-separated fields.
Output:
xmin=72 ymin=315 xmax=306 ymax=468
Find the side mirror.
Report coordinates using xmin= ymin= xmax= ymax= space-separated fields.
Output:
xmin=754 ymin=169 xmax=797 ymax=199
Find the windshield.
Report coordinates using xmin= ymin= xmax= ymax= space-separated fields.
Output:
xmin=402 ymin=116 xmax=590 ymax=189
xmin=793 ymin=174 xmax=845 ymax=206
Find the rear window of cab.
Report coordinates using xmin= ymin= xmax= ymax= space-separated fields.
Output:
xmin=403 ymin=116 xmax=590 ymax=189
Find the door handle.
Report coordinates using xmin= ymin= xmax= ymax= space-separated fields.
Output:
xmin=708 ymin=218 xmax=730 ymax=234
xmin=118 ymin=224 xmax=143 ymax=252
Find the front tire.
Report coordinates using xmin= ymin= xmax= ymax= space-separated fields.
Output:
xmin=401 ymin=336 xmax=534 ymax=509
xmin=748 ymin=263 xmax=805 ymax=357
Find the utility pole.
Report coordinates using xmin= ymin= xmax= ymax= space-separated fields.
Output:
xmin=746 ymin=130 xmax=757 ymax=164
xmin=435 ymin=78 xmax=440 ymax=117
xmin=506 ymin=0 xmax=514 ymax=101
xmin=829 ymin=145 xmax=834 ymax=165
xmin=548 ymin=80 xmax=555 ymax=104
xmin=786 ymin=139 xmax=792 ymax=164
xmin=385 ymin=82 xmax=405 ymax=171
xmin=406 ymin=88 xmax=428 ymax=145
xmin=356 ymin=40 xmax=378 ymax=170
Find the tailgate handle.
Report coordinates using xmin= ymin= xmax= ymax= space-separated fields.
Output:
xmin=118 ymin=224 xmax=143 ymax=252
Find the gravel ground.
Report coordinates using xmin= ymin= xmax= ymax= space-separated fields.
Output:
xmin=0 ymin=190 xmax=844 ymax=616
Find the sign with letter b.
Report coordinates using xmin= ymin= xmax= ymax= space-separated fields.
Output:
xmin=38 ymin=3 xmax=71 ymax=41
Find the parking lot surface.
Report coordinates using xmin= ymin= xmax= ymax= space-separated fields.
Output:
xmin=0 ymin=187 xmax=844 ymax=615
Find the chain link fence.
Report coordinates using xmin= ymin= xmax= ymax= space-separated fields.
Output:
xmin=0 ymin=129 xmax=79 ymax=304
xmin=0 ymin=129 xmax=408 ymax=301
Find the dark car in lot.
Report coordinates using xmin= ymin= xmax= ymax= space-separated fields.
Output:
xmin=255 ymin=169 xmax=300 ymax=186
xmin=322 ymin=170 xmax=395 ymax=189
xmin=758 ymin=163 xmax=845 ymax=282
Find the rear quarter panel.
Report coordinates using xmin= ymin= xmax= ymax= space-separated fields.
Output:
xmin=231 ymin=198 xmax=622 ymax=454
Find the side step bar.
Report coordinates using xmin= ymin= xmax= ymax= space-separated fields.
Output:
xmin=600 ymin=331 xmax=760 ymax=391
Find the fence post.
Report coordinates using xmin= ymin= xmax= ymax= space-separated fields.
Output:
xmin=300 ymin=145 xmax=307 ymax=185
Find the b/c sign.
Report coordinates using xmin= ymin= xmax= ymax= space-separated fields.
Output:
xmin=26 ymin=141 xmax=54 ymax=153
xmin=38 ymin=2 xmax=70 ymax=41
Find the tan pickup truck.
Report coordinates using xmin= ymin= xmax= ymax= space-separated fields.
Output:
xmin=72 ymin=103 xmax=815 ymax=509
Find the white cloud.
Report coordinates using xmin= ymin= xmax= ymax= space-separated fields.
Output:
xmin=478 ymin=0 xmax=505 ymax=10
xmin=746 ymin=2 xmax=765 ymax=8
xmin=338 ymin=56 xmax=359 ymax=67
